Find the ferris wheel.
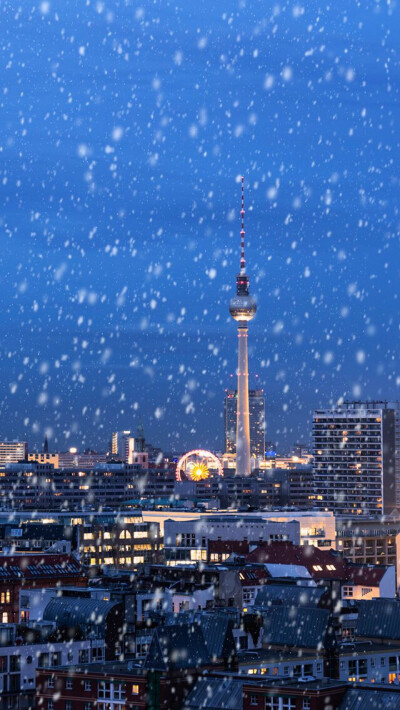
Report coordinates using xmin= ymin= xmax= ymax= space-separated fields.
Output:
xmin=175 ymin=449 xmax=223 ymax=482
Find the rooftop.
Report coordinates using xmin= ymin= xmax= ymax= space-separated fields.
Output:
xmin=246 ymin=542 xmax=389 ymax=585
xmin=0 ymin=554 xmax=83 ymax=580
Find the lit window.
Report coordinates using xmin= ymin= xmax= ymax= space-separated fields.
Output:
xmin=132 ymin=684 xmax=139 ymax=695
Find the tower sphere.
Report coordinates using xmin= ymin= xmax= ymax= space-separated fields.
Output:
xmin=229 ymin=294 xmax=257 ymax=322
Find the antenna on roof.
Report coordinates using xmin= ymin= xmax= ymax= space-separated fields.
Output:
xmin=240 ymin=176 xmax=246 ymax=274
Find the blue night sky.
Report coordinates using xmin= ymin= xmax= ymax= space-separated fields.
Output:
xmin=0 ymin=0 xmax=399 ymax=453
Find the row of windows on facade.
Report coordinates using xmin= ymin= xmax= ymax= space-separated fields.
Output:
xmin=83 ymin=544 xmax=152 ymax=552
xmin=47 ymin=679 xmax=138 ymax=696
xmin=83 ymin=530 xmax=150 ymax=540
xmin=250 ymin=697 xmax=310 ymax=709
xmin=247 ymin=663 xmax=322 ymax=677
xmin=0 ymin=648 xmax=104 ymax=674
xmin=175 ymin=533 xmax=286 ymax=548
xmin=85 ymin=556 xmax=147 ymax=566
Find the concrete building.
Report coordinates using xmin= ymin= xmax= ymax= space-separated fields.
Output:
xmin=111 ymin=426 xmax=148 ymax=466
xmin=224 ymin=389 xmax=265 ymax=459
xmin=0 ymin=461 xmax=163 ymax=510
xmin=313 ymin=401 xmax=398 ymax=516
xmin=163 ymin=515 xmax=300 ymax=565
xmin=0 ymin=440 xmax=27 ymax=467
xmin=336 ymin=517 xmax=400 ymax=589
xmin=143 ymin=509 xmax=336 ymax=550
xmin=0 ymin=513 xmax=161 ymax=570
xmin=80 ymin=515 xmax=161 ymax=569
xmin=0 ymin=622 xmax=105 ymax=710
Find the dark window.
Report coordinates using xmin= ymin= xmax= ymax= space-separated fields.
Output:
xmin=9 ymin=656 xmax=20 ymax=672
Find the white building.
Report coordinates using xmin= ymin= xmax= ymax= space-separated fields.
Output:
xmin=0 ymin=440 xmax=27 ymax=468
xmin=163 ymin=515 xmax=300 ymax=566
xmin=144 ymin=509 xmax=335 ymax=550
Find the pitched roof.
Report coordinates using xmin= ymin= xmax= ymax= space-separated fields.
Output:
xmin=339 ymin=688 xmax=400 ymax=710
xmin=144 ymin=623 xmax=210 ymax=671
xmin=238 ymin=568 xmax=269 ymax=587
xmin=356 ymin=600 xmax=400 ymax=640
xmin=197 ymin=614 xmax=235 ymax=661
xmin=255 ymin=583 xmax=327 ymax=608
xmin=246 ymin=542 xmax=388 ymax=586
xmin=43 ymin=597 xmax=120 ymax=634
xmin=0 ymin=554 xmax=83 ymax=581
xmin=208 ymin=540 xmax=250 ymax=556
xmin=261 ymin=606 xmax=335 ymax=649
xmin=163 ymin=611 xmax=236 ymax=661
xmin=183 ymin=677 xmax=243 ymax=710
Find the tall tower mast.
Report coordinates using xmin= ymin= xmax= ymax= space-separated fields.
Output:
xmin=229 ymin=177 xmax=257 ymax=476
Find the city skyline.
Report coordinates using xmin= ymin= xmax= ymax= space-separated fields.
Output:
xmin=1 ymin=3 xmax=400 ymax=710
xmin=0 ymin=2 xmax=398 ymax=453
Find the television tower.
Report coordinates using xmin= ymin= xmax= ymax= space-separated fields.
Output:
xmin=229 ymin=176 xmax=257 ymax=476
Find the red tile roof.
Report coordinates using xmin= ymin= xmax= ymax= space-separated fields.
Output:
xmin=245 ymin=542 xmax=388 ymax=586
xmin=208 ymin=540 xmax=250 ymax=556
xmin=0 ymin=554 xmax=84 ymax=581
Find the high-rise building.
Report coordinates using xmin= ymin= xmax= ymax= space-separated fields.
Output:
xmin=313 ymin=401 xmax=399 ymax=516
xmin=111 ymin=428 xmax=148 ymax=466
xmin=0 ymin=440 xmax=27 ymax=468
xmin=111 ymin=430 xmax=133 ymax=462
xmin=229 ymin=177 xmax=257 ymax=476
xmin=224 ymin=389 xmax=265 ymax=458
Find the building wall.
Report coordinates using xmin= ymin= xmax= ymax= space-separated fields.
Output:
xmin=313 ymin=403 xmax=398 ymax=516
xmin=0 ymin=441 xmax=27 ymax=467
xmin=242 ymin=682 xmax=348 ymax=710
xmin=36 ymin=668 xmax=147 ymax=710
xmin=339 ymin=647 xmax=400 ymax=684
xmin=81 ymin=519 xmax=161 ymax=569
xmin=224 ymin=389 xmax=265 ymax=458
xmin=163 ymin=517 xmax=300 ymax=565
xmin=337 ymin=527 xmax=400 ymax=590
xmin=0 ymin=637 xmax=104 ymax=695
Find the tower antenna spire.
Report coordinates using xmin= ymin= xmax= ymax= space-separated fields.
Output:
xmin=240 ymin=176 xmax=246 ymax=274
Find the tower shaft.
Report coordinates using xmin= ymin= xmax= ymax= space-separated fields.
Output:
xmin=229 ymin=176 xmax=257 ymax=477
xmin=236 ymin=323 xmax=251 ymax=476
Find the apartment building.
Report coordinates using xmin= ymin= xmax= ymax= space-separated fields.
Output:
xmin=313 ymin=402 xmax=398 ymax=515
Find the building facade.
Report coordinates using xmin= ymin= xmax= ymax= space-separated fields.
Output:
xmin=163 ymin=515 xmax=300 ymax=565
xmin=0 ymin=441 xmax=27 ymax=467
xmin=224 ymin=389 xmax=265 ymax=459
xmin=313 ymin=402 xmax=398 ymax=515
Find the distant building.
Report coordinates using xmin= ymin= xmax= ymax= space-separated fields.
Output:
xmin=0 ymin=622 xmax=105 ymax=710
xmin=163 ymin=515 xmax=300 ymax=566
xmin=58 ymin=450 xmax=108 ymax=468
xmin=224 ymin=389 xmax=265 ymax=459
xmin=313 ymin=401 xmax=399 ymax=516
xmin=80 ymin=514 xmax=161 ymax=569
xmin=0 ymin=440 xmax=27 ymax=467
xmin=0 ymin=461 xmax=173 ymax=510
xmin=111 ymin=430 xmax=132 ymax=459
xmin=0 ymin=553 xmax=86 ymax=624
xmin=27 ymin=451 xmax=59 ymax=466
xmin=111 ymin=428 xmax=148 ymax=466
xmin=292 ymin=442 xmax=312 ymax=457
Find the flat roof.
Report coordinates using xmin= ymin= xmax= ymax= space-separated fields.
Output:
xmin=44 ymin=660 xmax=145 ymax=676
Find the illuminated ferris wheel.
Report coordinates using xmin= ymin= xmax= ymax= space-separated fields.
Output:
xmin=175 ymin=449 xmax=223 ymax=482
